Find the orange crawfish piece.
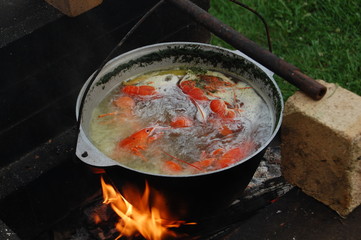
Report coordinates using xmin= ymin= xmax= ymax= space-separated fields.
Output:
xmin=179 ymin=80 xmax=209 ymax=101
xmin=208 ymin=118 xmax=236 ymax=136
xmin=199 ymin=75 xmax=234 ymax=92
xmin=193 ymin=149 xmax=222 ymax=170
xmin=170 ymin=116 xmax=193 ymax=128
xmin=118 ymin=127 xmax=162 ymax=158
xmin=217 ymin=141 xmax=256 ymax=168
xmin=163 ymin=160 xmax=183 ymax=173
xmin=217 ymin=147 xmax=245 ymax=168
xmin=113 ymin=96 xmax=135 ymax=109
xmin=193 ymin=158 xmax=216 ymax=169
xmin=210 ymin=99 xmax=236 ymax=119
xmin=113 ymin=96 xmax=135 ymax=116
xmin=97 ymin=96 xmax=136 ymax=120
xmin=219 ymin=125 xmax=233 ymax=136
xmin=122 ymin=85 xmax=157 ymax=96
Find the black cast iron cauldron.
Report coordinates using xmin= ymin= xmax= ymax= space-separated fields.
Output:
xmin=75 ymin=42 xmax=283 ymax=220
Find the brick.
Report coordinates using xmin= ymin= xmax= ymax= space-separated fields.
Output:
xmin=281 ymin=80 xmax=361 ymax=216
xmin=44 ymin=0 xmax=103 ymax=17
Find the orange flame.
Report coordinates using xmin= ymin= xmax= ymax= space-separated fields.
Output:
xmin=100 ymin=176 xmax=195 ymax=240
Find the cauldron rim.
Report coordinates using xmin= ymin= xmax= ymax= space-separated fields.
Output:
xmin=75 ymin=42 xmax=284 ymax=178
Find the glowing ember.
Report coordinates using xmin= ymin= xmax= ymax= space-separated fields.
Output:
xmin=100 ymin=176 xmax=196 ymax=240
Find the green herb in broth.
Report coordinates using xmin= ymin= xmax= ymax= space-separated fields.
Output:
xmin=90 ymin=68 xmax=273 ymax=176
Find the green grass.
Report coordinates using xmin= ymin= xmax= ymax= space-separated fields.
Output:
xmin=209 ymin=0 xmax=361 ymax=100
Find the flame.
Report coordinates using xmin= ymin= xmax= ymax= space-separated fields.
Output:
xmin=100 ymin=176 xmax=195 ymax=240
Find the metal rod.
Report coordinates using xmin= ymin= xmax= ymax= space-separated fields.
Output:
xmin=166 ymin=0 xmax=327 ymax=100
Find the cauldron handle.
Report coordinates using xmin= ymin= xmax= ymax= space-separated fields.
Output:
xmin=166 ymin=0 xmax=327 ymax=100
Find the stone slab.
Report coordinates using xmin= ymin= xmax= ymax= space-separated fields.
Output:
xmin=281 ymin=80 xmax=361 ymax=216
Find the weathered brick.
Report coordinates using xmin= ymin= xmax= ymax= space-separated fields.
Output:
xmin=281 ymin=80 xmax=361 ymax=216
xmin=44 ymin=0 xmax=103 ymax=17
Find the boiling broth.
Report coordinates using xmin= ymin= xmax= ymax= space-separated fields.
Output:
xmin=89 ymin=68 xmax=274 ymax=175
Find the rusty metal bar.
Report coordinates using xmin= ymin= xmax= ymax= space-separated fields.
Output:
xmin=166 ymin=0 xmax=327 ymax=100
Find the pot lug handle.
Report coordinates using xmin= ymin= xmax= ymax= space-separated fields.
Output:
xmin=76 ymin=128 xmax=117 ymax=167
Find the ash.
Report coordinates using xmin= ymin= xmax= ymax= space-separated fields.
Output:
xmin=242 ymin=145 xmax=294 ymax=202
xmin=249 ymin=146 xmax=282 ymax=188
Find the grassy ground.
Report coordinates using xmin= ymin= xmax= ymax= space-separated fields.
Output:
xmin=209 ymin=0 xmax=361 ymax=100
